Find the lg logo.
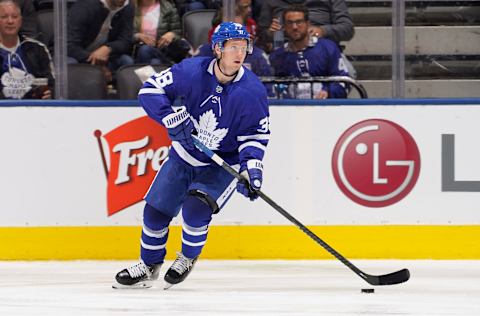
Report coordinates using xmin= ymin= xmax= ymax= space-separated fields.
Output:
xmin=332 ymin=119 xmax=421 ymax=207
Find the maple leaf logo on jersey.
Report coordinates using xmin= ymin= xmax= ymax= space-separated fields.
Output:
xmin=192 ymin=110 xmax=228 ymax=150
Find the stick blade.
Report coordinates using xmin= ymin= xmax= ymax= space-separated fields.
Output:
xmin=367 ymin=268 xmax=410 ymax=286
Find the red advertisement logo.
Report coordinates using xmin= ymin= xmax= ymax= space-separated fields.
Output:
xmin=332 ymin=119 xmax=420 ymax=207
xmin=94 ymin=116 xmax=171 ymax=216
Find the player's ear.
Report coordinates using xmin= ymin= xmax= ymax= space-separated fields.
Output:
xmin=213 ymin=44 xmax=221 ymax=58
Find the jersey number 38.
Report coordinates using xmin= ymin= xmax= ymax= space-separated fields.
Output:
xmin=154 ymin=69 xmax=173 ymax=88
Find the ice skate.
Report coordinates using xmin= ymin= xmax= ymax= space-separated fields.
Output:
xmin=164 ymin=252 xmax=198 ymax=290
xmin=113 ymin=261 xmax=161 ymax=289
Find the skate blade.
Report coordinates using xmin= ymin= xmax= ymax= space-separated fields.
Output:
xmin=163 ymin=282 xmax=174 ymax=290
xmin=112 ymin=281 xmax=153 ymax=289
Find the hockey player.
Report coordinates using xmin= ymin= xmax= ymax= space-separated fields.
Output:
xmin=195 ymin=14 xmax=274 ymax=97
xmin=113 ymin=22 xmax=270 ymax=289
xmin=269 ymin=4 xmax=350 ymax=99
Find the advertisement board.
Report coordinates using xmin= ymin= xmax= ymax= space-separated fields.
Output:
xmin=1 ymin=101 xmax=479 ymax=259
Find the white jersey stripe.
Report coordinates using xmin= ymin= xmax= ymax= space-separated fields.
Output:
xmin=237 ymin=134 xmax=270 ymax=142
xmin=172 ymin=142 xmax=209 ymax=167
xmin=238 ymin=141 xmax=266 ymax=153
xmin=138 ymin=87 xmax=166 ymax=95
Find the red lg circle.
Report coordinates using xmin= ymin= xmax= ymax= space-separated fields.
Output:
xmin=332 ymin=119 xmax=421 ymax=207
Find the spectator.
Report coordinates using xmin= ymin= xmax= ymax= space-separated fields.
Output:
xmin=17 ymin=0 xmax=37 ymax=38
xmin=67 ymin=0 xmax=134 ymax=82
xmin=207 ymin=0 xmax=257 ymax=41
xmin=0 ymin=0 xmax=53 ymax=99
xmin=257 ymin=0 xmax=354 ymax=53
xmin=173 ymin=0 xmax=212 ymax=17
xmin=269 ymin=4 xmax=349 ymax=99
xmin=133 ymin=0 xmax=190 ymax=65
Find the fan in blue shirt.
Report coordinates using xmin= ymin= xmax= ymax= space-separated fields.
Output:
xmin=269 ymin=4 xmax=350 ymax=99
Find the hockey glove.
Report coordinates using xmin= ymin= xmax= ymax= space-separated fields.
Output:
xmin=236 ymin=160 xmax=263 ymax=201
xmin=162 ymin=106 xmax=194 ymax=151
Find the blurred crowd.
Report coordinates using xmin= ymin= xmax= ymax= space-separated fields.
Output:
xmin=0 ymin=0 xmax=356 ymax=100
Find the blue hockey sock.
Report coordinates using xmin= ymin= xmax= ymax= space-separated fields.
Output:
xmin=141 ymin=203 xmax=172 ymax=266
xmin=181 ymin=195 xmax=213 ymax=259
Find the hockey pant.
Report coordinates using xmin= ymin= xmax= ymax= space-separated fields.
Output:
xmin=140 ymin=158 xmax=237 ymax=265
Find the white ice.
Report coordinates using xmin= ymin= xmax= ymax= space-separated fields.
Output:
xmin=1 ymin=260 xmax=479 ymax=316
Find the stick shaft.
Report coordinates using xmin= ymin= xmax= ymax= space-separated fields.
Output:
xmin=192 ymin=136 xmax=409 ymax=286
xmin=192 ymin=138 xmax=361 ymax=271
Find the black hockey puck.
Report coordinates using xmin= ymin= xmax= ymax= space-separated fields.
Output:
xmin=361 ymin=288 xmax=375 ymax=293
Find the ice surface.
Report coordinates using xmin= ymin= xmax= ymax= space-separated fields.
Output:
xmin=0 ymin=260 xmax=479 ymax=315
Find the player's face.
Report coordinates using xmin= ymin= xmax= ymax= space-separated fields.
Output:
xmin=218 ymin=39 xmax=248 ymax=73
xmin=0 ymin=3 xmax=22 ymax=37
xmin=284 ymin=11 xmax=309 ymax=42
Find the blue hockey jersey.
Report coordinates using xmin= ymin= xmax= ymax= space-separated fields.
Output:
xmin=269 ymin=37 xmax=349 ymax=98
xmin=139 ymin=57 xmax=270 ymax=169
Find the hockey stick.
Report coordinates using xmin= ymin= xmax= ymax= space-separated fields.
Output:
xmin=192 ymin=136 xmax=410 ymax=286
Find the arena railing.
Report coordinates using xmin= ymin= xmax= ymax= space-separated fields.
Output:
xmin=259 ymin=76 xmax=369 ymax=99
